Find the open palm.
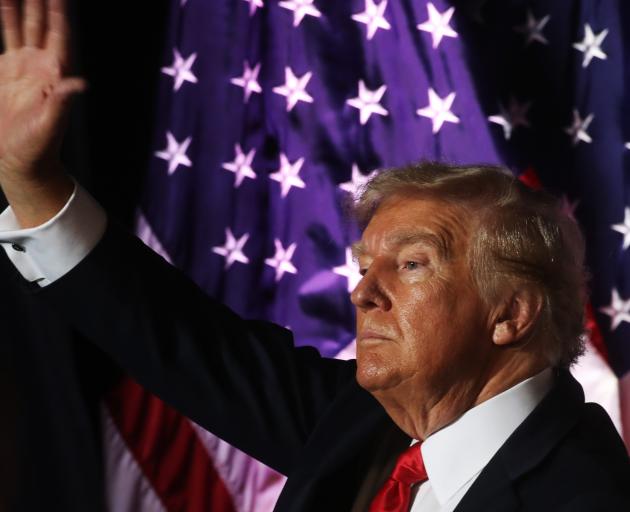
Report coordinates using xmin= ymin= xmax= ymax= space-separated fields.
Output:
xmin=0 ymin=0 xmax=85 ymax=177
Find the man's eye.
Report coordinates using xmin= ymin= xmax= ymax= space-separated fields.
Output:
xmin=402 ymin=261 xmax=420 ymax=271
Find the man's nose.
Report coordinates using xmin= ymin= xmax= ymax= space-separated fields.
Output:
xmin=350 ymin=269 xmax=391 ymax=312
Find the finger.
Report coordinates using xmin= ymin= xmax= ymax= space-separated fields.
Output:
xmin=0 ymin=0 xmax=23 ymax=50
xmin=52 ymin=76 xmax=86 ymax=98
xmin=38 ymin=76 xmax=86 ymax=135
xmin=23 ymin=0 xmax=45 ymax=47
xmin=45 ymin=0 xmax=68 ymax=66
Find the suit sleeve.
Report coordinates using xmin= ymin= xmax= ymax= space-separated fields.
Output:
xmin=32 ymin=221 xmax=357 ymax=476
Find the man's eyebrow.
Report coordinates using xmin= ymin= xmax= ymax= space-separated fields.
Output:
xmin=351 ymin=241 xmax=366 ymax=260
xmin=352 ymin=231 xmax=452 ymax=260
xmin=391 ymin=232 xmax=451 ymax=260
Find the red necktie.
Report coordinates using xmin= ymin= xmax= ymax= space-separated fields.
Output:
xmin=369 ymin=443 xmax=428 ymax=512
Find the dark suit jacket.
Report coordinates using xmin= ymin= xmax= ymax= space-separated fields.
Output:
xmin=0 ymin=249 xmax=113 ymax=512
xmin=29 ymin=223 xmax=630 ymax=511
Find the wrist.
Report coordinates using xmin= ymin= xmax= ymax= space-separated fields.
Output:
xmin=0 ymin=166 xmax=75 ymax=228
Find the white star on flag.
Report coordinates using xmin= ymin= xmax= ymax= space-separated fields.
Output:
xmin=212 ymin=228 xmax=250 ymax=269
xmin=339 ymin=164 xmax=378 ymax=200
xmin=488 ymin=97 xmax=531 ymax=140
xmin=155 ymin=132 xmax=193 ymax=175
xmin=273 ymin=67 xmax=314 ymax=112
xmin=347 ymin=80 xmax=388 ymax=125
xmin=514 ymin=10 xmax=550 ymax=45
xmin=352 ymin=0 xmax=391 ymax=41
xmin=222 ymin=144 xmax=257 ymax=187
xmin=265 ymin=240 xmax=298 ymax=281
xmin=230 ymin=61 xmax=263 ymax=103
xmin=573 ymin=24 xmax=608 ymax=68
xmin=333 ymin=247 xmax=362 ymax=293
xmin=565 ymin=109 xmax=594 ymax=145
xmin=417 ymin=2 xmax=458 ymax=49
xmin=611 ymin=207 xmax=630 ymax=251
xmin=244 ymin=0 xmax=263 ymax=16
xmin=270 ymin=153 xmax=306 ymax=198
xmin=279 ymin=0 xmax=321 ymax=27
xmin=417 ymin=88 xmax=459 ymax=134
xmin=161 ymin=49 xmax=198 ymax=92
xmin=599 ymin=289 xmax=630 ymax=331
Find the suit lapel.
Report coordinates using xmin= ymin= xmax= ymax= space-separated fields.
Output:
xmin=454 ymin=369 xmax=583 ymax=511
xmin=452 ymin=459 xmax=518 ymax=512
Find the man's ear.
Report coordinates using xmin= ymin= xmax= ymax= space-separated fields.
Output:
xmin=492 ymin=286 xmax=544 ymax=346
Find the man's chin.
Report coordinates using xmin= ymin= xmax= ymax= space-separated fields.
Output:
xmin=355 ymin=354 xmax=397 ymax=392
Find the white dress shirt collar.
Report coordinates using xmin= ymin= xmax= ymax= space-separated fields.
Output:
xmin=420 ymin=367 xmax=554 ymax=506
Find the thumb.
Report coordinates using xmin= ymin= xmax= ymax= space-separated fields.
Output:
xmin=51 ymin=77 xmax=88 ymax=106
xmin=39 ymin=76 xmax=87 ymax=132
xmin=53 ymin=77 xmax=87 ymax=97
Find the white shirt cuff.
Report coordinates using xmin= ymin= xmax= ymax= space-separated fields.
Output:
xmin=0 ymin=182 xmax=107 ymax=287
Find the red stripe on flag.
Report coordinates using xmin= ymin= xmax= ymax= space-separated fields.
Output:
xmin=106 ymin=376 xmax=237 ymax=512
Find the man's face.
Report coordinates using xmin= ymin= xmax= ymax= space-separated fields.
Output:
xmin=351 ymin=194 xmax=495 ymax=407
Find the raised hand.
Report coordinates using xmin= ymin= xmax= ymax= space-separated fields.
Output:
xmin=0 ymin=0 xmax=86 ymax=226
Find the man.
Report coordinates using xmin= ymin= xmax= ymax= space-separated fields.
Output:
xmin=0 ymin=1 xmax=628 ymax=511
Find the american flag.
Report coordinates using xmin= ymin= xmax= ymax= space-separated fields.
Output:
xmin=101 ymin=0 xmax=629 ymax=510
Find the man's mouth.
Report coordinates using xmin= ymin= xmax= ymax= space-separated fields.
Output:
xmin=357 ymin=329 xmax=393 ymax=343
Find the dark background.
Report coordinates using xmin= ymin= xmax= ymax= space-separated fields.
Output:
xmin=64 ymin=0 xmax=171 ymax=222
xmin=0 ymin=2 xmax=170 ymax=510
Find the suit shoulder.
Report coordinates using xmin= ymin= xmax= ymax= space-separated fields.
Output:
xmin=533 ymin=401 xmax=629 ymax=496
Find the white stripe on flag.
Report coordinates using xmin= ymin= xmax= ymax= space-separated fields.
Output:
xmin=135 ymin=211 xmax=173 ymax=264
xmin=190 ymin=423 xmax=286 ymax=512
xmin=101 ymin=405 xmax=167 ymax=512
xmin=571 ymin=338 xmax=622 ymax=434
xmin=335 ymin=339 xmax=356 ymax=360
